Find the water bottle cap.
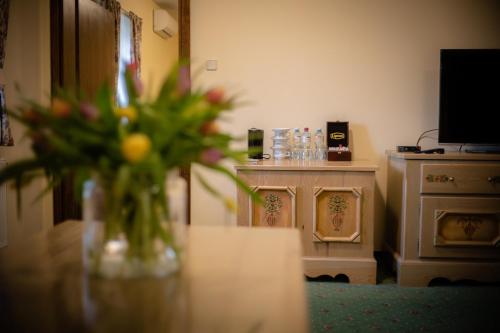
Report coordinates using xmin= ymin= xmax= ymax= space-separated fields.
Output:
xmin=304 ymin=127 xmax=309 ymax=132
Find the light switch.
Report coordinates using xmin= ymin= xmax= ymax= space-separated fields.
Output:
xmin=206 ymin=60 xmax=218 ymax=71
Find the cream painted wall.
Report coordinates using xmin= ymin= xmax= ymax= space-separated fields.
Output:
xmin=0 ymin=0 xmax=52 ymax=246
xmin=119 ymin=0 xmax=179 ymax=95
xmin=190 ymin=0 xmax=500 ymax=248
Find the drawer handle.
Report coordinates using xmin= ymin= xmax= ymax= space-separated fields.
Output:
xmin=426 ymin=174 xmax=454 ymax=183
xmin=488 ymin=176 xmax=500 ymax=184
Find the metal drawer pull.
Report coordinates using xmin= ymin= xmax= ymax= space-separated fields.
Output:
xmin=487 ymin=176 xmax=500 ymax=184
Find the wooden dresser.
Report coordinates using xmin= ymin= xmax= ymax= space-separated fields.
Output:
xmin=235 ymin=160 xmax=378 ymax=284
xmin=387 ymin=151 xmax=500 ymax=286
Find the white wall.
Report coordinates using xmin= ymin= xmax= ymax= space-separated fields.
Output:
xmin=190 ymin=0 xmax=500 ymax=248
xmin=0 ymin=0 xmax=52 ymax=246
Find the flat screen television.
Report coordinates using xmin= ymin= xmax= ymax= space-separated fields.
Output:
xmin=438 ymin=49 xmax=500 ymax=146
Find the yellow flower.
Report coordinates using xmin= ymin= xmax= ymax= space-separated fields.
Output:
xmin=115 ymin=106 xmax=138 ymax=122
xmin=224 ymin=197 xmax=237 ymax=213
xmin=121 ymin=133 xmax=151 ymax=163
xmin=184 ymin=100 xmax=210 ymax=116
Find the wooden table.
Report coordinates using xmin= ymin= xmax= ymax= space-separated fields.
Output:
xmin=0 ymin=221 xmax=309 ymax=333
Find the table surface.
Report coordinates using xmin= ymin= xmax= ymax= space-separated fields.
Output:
xmin=0 ymin=221 xmax=309 ymax=333
xmin=235 ymin=159 xmax=378 ymax=171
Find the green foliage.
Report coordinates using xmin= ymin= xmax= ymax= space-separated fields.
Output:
xmin=0 ymin=62 xmax=258 ymax=213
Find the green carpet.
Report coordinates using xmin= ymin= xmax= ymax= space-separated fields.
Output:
xmin=306 ymin=255 xmax=500 ymax=333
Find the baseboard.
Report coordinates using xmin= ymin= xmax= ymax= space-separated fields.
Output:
xmin=303 ymin=256 xmax=377 ymax=284
xmin=394 ymin=256 xmax=500 ymax=287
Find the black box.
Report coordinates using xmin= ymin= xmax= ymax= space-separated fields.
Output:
xmin=397 ymin=145 xmax=420 ymax=153
xmin=327 ymin=121 xmax=349 ymax=149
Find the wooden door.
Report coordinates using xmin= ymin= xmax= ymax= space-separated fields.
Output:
xmin=50 ymin=0 xmax=116 ymax=224
xmin=78 ymin=0 xmax=115 ymax=101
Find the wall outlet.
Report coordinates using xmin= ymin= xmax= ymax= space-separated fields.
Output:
xmin=206 ymin=59 xmax=218 ymax=71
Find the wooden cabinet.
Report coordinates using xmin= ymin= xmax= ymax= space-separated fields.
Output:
xmin=387 ymin=151 xmax=500 ymax=286
xmin=235 ymin=160 xmax=378 ymax=284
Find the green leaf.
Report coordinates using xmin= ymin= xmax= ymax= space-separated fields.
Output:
xmin=193 ymin=170 xmax=223 ymax=199
xmin=203 ymin=164 xmax=262 ymax=204
xmin=0 ymin=159 xmax=46 ymax=185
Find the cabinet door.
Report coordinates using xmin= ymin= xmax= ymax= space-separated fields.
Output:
xmin=419 ymin=196 xmax=500 ymax=259
xmin=312 ymin=187 xmax=362 ymax=243
xmin=249 ymin=186 xmax=296 ymax=228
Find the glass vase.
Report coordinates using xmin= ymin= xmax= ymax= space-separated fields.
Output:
xmin=82 ymin=170 xmax=187 ymax=279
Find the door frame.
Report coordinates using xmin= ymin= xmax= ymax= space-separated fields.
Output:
xmin=178 ymin=0 xmax=191 ymax=224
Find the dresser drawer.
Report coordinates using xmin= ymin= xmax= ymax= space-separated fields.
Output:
xmin=420 ymin=163 xmax=500 ymax=194
xmin=419 ymin=196 xmax=500 ymax=259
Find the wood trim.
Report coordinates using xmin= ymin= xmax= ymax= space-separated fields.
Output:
xmin=50 ymin=0 xmax=63 ymax=88
xmin=50 ymin=0 xmax=77 ymax=90
xmin=234 ymin=160 xmax=378 ymax=172
xmin=179 ymin=0 xmax=190 ymax=61
xmin=179 ymin=0 xmax=191 ymax=224
xmin=63 ymin=0 xmax=77 ymax=89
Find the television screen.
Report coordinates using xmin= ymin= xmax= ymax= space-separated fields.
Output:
xmin=439 ymin=49 xmax=500 ymax=145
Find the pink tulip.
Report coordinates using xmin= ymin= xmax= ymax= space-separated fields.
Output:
xmin=205 ymin=88 xmax=225 ymax=104
xmin=79 ymin=102 xmax=99 ymax=120
xmin=126 ymin=62 xmax=138 ymax=75
xmin=126 ymin=62 xmax=143 ymax=96
xmin=23 ymin=109 xmax=42 ymax=125
xmin=133 ymin=76 xmax=144 ymax=96
xmin=176 ymin=65 xmax=191 ymax=96
xmin=200 ymin=148 xmax=223 ymax=165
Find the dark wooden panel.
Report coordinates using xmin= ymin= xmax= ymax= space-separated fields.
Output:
xmin=179 ymin=0 xmax=190 ymax=61
xmin=50 ymin=0 xmax=62 ymax=86
xmin=51 ymin=0 xmax=80 ymax=224
xmin=78 ymin=0 xmax=115 ymax=100
xmin=179 ymin=0 xmax=191 ymax=224
xmin=51 ymin=0 xmax=116 ymax=224
xmin=62 ymin=0 xmax=77 ymax=88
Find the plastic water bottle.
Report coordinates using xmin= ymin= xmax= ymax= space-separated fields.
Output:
xmin=292 ymin=128 xmax=301 ymax=160
xmin=314 ymin=128 xmax=327 ymax=160
xmin=301 ymin=127 xmax=312 ymax=160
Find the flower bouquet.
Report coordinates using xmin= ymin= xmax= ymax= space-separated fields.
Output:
xmin=0 ymin=62 xmax=255 ymax=278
